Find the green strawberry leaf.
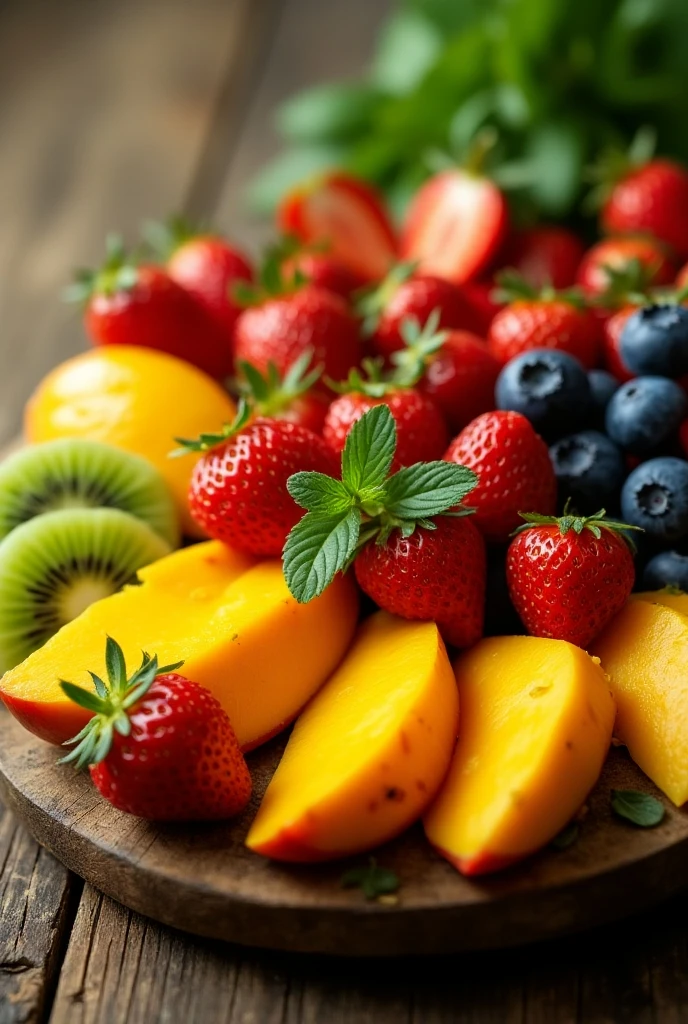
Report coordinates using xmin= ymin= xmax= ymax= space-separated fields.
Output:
xmin=341 ymin=404 xmax=397 ymax=496
xmin=384 ymin=462 xmax=478 ymax=519
xmin=341 ymin=858 xmax=400 ymax=900
xmin=283 ymin=508 xmax=361 ymax=603
xmin=611 ymin=790 xmax=665 ymax=828
xmin=105 ymin=636 xmax=127 ymax=694
xmin=287 ymin=473 xmax=354 ymax=514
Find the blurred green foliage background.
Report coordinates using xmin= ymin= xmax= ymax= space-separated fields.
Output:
xmin=251 ymin=0 xmax=688 ymax=225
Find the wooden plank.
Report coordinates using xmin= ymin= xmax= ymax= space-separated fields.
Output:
xmin=0 ymin=0 xmax=261 ymax=451
xmin=0 ymin=801 xmax=76 ymax=1024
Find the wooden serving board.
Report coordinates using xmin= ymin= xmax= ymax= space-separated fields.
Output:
xmin=0 ymin=708 xmax=686 ymax=957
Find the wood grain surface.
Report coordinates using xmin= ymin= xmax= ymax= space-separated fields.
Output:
xmin=1 ymin=709 xmax=687 ymax=958
xmin=2 ymin=0 xmax=688 ymax=1020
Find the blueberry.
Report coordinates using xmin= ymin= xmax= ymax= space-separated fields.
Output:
xmin=642 ymin=550 xmax=688 ymax=591
xmin=495 ymin=349 xmax=591 ymax=437
xmin=620 ymin=304 xmax=688 ymax=378
xmin=549 ymin=430 xmax=626 ymax=511
xmin=588 ymin=369 xmax=619 ymax=428
xmin=605 ymin=376 xmax=687 ymax=454
xmin=621 ymin=457 xmax=688 ymax=542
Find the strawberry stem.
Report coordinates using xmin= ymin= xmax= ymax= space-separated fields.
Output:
xmin=170 ymin=399 xmax=252 ymax=456
xmin=513 ymin=501 xmax=643 ymax=548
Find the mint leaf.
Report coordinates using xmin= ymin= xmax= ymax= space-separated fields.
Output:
xmin=287 ymin=472 xmax=353 ymax=514
xmin=341 ymin=859 xmax=400 ymax=900
xmin=283 ymin=508 xmax=361 ymax=603
xmin=611 ymin=790 xmax=665 ymax=828
xmin=384 ymin=462 xmax=478 ymax=519
xmin=341 ymin=405 xmax=396 ymax=495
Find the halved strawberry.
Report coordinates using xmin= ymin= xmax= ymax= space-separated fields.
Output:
xmin=277 ymin=172 xmax=397 ymax=282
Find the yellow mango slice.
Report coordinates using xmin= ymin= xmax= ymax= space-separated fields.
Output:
xmin=0 ymin=541 xmax=359 ymax=751
xmin=246 ymin=612 xmax=459 ymax=862
xmin=631 ymin=588 xmax=688 ymax=617
xmin=592 ymin=600 xmax=688 ymax=805
xmin=424 ymin=636 xmax=615 ymax=875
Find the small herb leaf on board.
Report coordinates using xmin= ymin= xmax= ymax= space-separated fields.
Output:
xmin=611 ymin=790 xmax=666 ymax=828
xmin=341 ymin=858 xmax=400 ymax=900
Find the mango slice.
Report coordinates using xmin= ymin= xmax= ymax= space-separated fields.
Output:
xmin=246 ymin=612 xmax=459 ymax=862
xmin=0 ymin=541 xmax=359 ymax=751
xmin=424 ymin=636 xmax=615 ymax=876
xmin=632 ymin=588 xmax=688 ymax=617
xmin=592 ymin=599 xmax=688 ymax=805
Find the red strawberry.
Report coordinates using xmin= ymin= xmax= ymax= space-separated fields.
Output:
xmin=237 ymin=350 xmax=330 ymax=434
xmin=602 ymin=305 xmax=637 ymax=382
xmin=390 ymin=314 xmax=500 ymax=434
xmin=601 ymin=161 xmax=688 ymax=261
xmin=278 ymin=172 xmax=397 ymax=282
xmin=323 ymin=369 xmax=448 ymax=470
xmin=358 ymin=262 xmax=482 ymax=360
xmin=444 ymin=411 xmax=557 ymax=543
xmin=234 ymin=272 xmax=361 ymax=385
xmin=487 ymin=276 xmax=600 ymax=369
xmin=282 ymin=250 xmax=366 ymax=301
xmin=60 ymin=638 xmax=251 ymax=821
xmin=354 ymin=516 xmax=486 ymax=648
xmin=69 ymin=238 xmax=233 ymax=379
xmin=400 ymin=139 xmax=508 ymax=284
xmin=146 ymin=217 xmax=253 ymax=344
xmin=496 ymin=226 xmax=585 ymax=290
xmin=461 ymin=279 xmax=503 ymax=334
xmin=506 ymin=508 xmax=637 ymax=649
xmin=677 ymin=262 xmax=688 ymax=291
xmin=181 ymin=402 xmax=338 ymax=556
xmin=576 ymin=236 xmax=675 ymax=299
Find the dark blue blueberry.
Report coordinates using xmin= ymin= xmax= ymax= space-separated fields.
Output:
xmin=495 ymin=349 xmax=591 ymax=438
xmin=605 ymin=376 xmax=687 ymax=454
xmin=642 ymin=550 xmax=688 ymax=591
xmin=619 ymin=304 xmax=688 ymax=378
xmin=484 ymin=546 xmax=523 ymax=637
xmin=549 ymin=430 xmax=626 ymax=512
xmin=588 ymin=369 xmax=619 ymax=428
xmin=621 ymin=457 xmax=688 ymax=542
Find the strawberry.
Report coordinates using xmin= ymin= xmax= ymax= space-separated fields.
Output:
xmin=444 ymin=411 xmax=557 ymax=543
xmin=323 ymin=364 xmax=448 ymax=470
xmin=506 ymin=507 xmax=637 ymax=649
xmin=177 ymin=402 xmax=338 ymax=556
xmin=277 ymin=172 xmax=397 ymax=282
xmin=282 ymin=405 xmax=485 ymax=648
xmin=233 ymin=253 xmax=361 ymax=385
xmin=576 ymin=236 xmax=675 ymax=300
xmin=496 ymin=226 xmax=585 ymax=290
xmin=677 ymin=262 xmax=688 ymax=291
xmin=357 ymin=262 xmax=482 ymax=361
xmin=487 ymin=274 xmax=601 ymax=369
xmin=390 ymin=313 xmax=500 ymax=434
xmin=461 ymin=279 xmax=503 ymax=334
xmin=68 ymin=237 xmax=233 ymax=379
xmin=237 ymin=350 xmax=329 ymax=434
xmin=145 ymin=217 xmax=253 ymax=344
xmin=282 ymin=250 xmax=366 ymax=301
xmin=60 ymin=638 xmax=251 ymax=821
xmin=602 ymin=305 xmax=637 ymax=382
xmin=400 ymin=136 xmax=508 ymax=284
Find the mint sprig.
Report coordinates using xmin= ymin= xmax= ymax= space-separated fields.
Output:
xmin=282 ymin=405 xmax=477 ymax=603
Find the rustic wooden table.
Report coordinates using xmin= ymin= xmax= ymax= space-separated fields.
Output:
xmin=1 ymin=1 xmax=688 ymax=1021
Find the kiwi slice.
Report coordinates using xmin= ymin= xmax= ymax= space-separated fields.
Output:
xmin=0 ymin=439 xmax=179 ymax=546
xmin=0 ymin=507 xmax=170 ymax=673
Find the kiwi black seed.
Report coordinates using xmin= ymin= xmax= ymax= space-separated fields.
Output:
xmin=0 ymin=439 xmax=180 ymax=546
xmin=0 ymin=507 xmax=170 ymax=672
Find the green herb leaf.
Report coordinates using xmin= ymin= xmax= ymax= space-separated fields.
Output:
xmin=277 ymin=83 xmax=384 ymax=144
xmin=287 ymin=473 xmax=354 ymax=514
xmin=105 ymin=636 xmax=127 ymax=694
xmin=384 ymin=462 xmax=478 ymax=518
xmin=341 ymin=404 xmax=397 ymax=495
xmin=611 ymin=790 xmax=666 ymax=828
xmin=283 ymin=508 xmax=361 ymax=603
xmin=341 ymin=858 xmax=400 ymax=900
xmin=58 ymin=682 xmax=106 ymax=716
xmin=551 ymin=821 xmax=580 ymax=850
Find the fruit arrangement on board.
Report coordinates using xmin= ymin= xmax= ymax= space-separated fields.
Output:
xmin=3 ymin=134 xmax=688 ymax=893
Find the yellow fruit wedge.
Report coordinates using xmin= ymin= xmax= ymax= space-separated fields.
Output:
xmin=246 ymin=612 xmax=459 ymax=861
xmin=0 ymin=541 xmax=358 ymax=751
xmin=424 ymin=636 xmax=615 ymax=875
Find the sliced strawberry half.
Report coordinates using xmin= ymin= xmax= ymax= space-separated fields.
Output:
xmin=400 ymin=169 xmax=508 ymax=285
xmin=277 ymin=172 xmax=397 ymax=283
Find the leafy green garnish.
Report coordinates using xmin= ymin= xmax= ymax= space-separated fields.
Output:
xmin=282 ymin=405 xmax=477 ymax=603
xmin=611 ymin=790 xmax=666 ymax=828
xmin=341 ymin=858 xmax=400 ymax=900
xmin=551 ymin=821 xmax=580 ymax=850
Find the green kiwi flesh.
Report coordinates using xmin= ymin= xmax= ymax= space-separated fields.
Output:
xmin=0 ymin=507 xmax=170 ymax=673
xmin=0 ymin=439 xmax=180 ymax=546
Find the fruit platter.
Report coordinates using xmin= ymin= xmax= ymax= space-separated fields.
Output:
xmin=1 ymin=142 xmax=688 ymax=956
